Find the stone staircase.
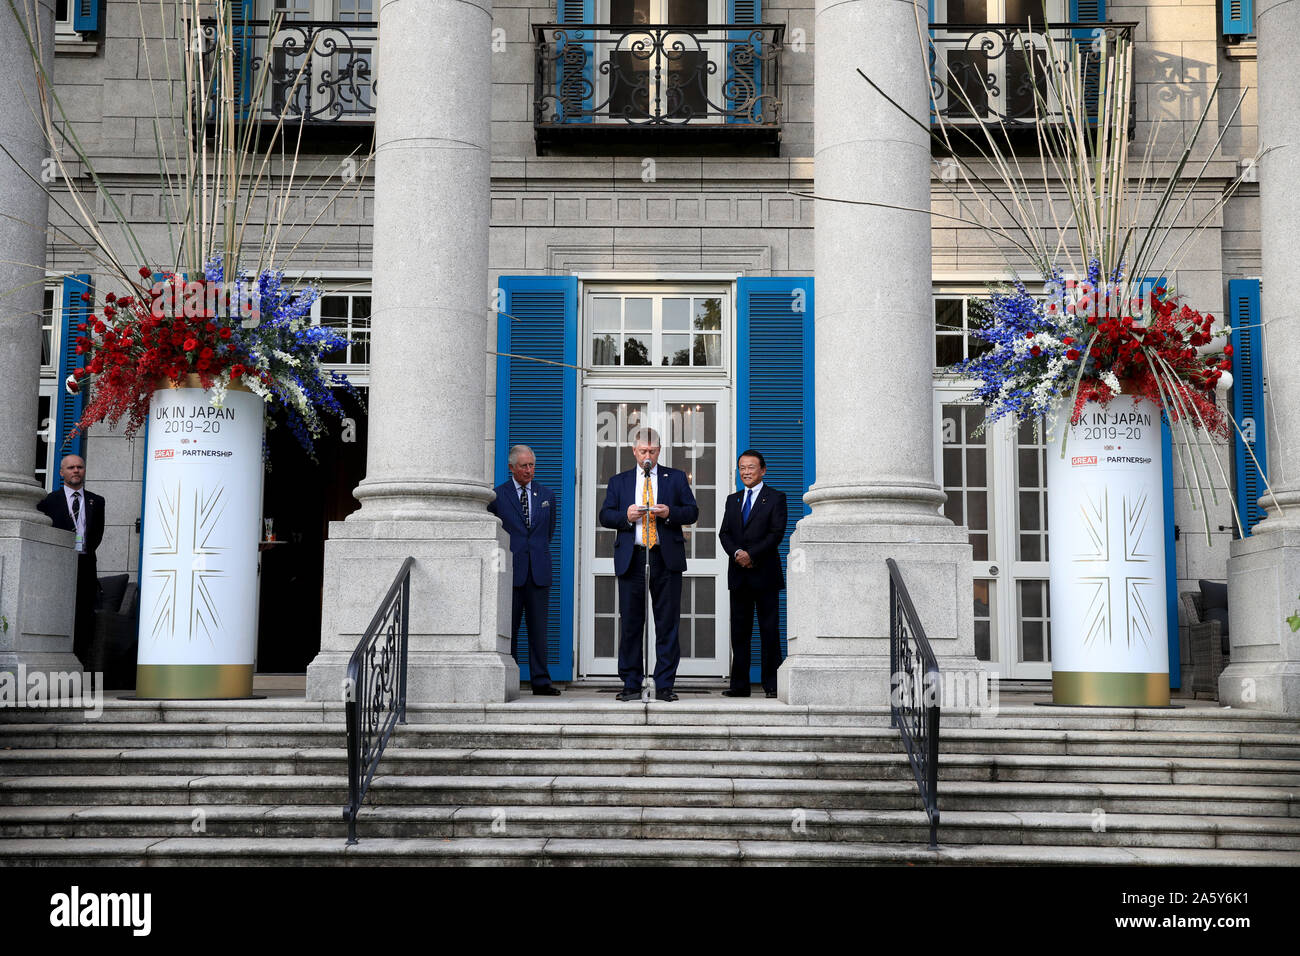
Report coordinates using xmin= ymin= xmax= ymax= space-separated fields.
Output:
xmin=2 ymin=697 xmax=1300 ymax=865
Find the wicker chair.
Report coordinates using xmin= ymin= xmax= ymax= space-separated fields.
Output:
xmin=1180 ymin=591 xmax=1228 ymax=699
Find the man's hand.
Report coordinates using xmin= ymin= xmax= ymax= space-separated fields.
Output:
xmin=627 ymin=504 xmax=645 ymax=524
xmin=651 ymin=503 xmax=669 ymax=519
xmin=735 ymin=549 xmax=752 ymax=568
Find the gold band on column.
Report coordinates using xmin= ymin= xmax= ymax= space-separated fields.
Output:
xmin=1052 ymin=671 xmax=1170 ymax=707
xmin=135 ymin=665 xmax=255 ymax=699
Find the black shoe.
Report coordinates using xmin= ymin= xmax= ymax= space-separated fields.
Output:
xmin=721 ymin=689 xmax=750 ymax=698
xmin=532 ymin=685 xmax=561 ymax=696
xmin=765 ymin=689 xmax=778 ymax=698
xmin=616 ymin=688 xmax=641 ymax=702
xmin=655 ymin=690 xmax=679 ymax=702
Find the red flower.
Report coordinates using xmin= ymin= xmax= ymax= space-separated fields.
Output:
xmin=1025 ymin=332 xmax=1035 ymax=339
xmin=77 ymin=322 xmax=87 ymax=332
xmin=1061 ymin=336 xmax=1074 ymax=345
xmin=183 ymin=337 xmax=199 ymax=351
xmin=80 ymin=292 xmax=91 ymax=302
xmin=231 ymin=364 xmax=246 ymax=378
xmin=199 ymin=347 xmax=214 ymax=359
xmin=138 ymin=266 xmax=152 ymax=279
xmin=105 ymin=291 xmax=117 ymax=303
xmin=219 ymin=327 xmax=232 ymax=340
xmin=1029 ymin=346 xmax=1042 ymax=357
xmin=1223 ymin=344 xmax=1233 ymax=356
xmin=1066 ymin=349 xmax=1081 ymax=361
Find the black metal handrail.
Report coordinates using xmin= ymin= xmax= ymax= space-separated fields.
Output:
xmin=199 ymin=18 xmax=377 ymax=125
xmin=927 ymin=21 xmax=1137 ymax=129
xmin=344 ymin=556 xmax=413 ymax=844
xmin=887 ymin=558 xmax=940 ymax=849
xmin=533 ymin=23 xmax=785 ymax=127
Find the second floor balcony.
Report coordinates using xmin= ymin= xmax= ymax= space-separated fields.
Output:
xmin=533 ymin=24 xmax=785 ymax=156
xmin=928 ymin=21 xmax=1137 ymax=143
xmin=200 ymin=18 xmax=376 ymax=136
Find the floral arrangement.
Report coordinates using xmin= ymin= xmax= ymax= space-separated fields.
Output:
xmin=954 ymin=262 xmax=1233 ymax=439
xmin=69 ymin=258 xmax=357 ymax=457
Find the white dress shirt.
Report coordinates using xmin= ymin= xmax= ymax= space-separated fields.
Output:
xmin=634 ymin=466 xmax=660 ymax=547
xmin=63 ymin=485 xmax=87 ymax=552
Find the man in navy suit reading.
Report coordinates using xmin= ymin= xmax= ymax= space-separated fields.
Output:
xmin=488 ymin=445 xmax=560 ymax=695
xmin=599 ymin=427 xmax=699 ymax=702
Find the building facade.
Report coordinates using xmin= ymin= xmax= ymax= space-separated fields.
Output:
xmin=3 ymin=0 xmax=1295 ymax=710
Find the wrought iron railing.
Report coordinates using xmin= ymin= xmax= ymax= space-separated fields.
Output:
xmin=533 ymin=23 xmax=784 ymax=129
xmin=200 ymin=18 xmax=377 ymax=125
xmin=887 ymin=558 xmax=941 ymax=849
xmin=344 ymin=556 xmax=412 ymax=844
xmin=927 ymin=22 xmax=1136 ymax=129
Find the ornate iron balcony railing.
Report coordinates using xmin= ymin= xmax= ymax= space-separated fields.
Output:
xmin=533 ymin=23 xmax=784 ymax=152
xmin=928 ymin=22 xmax=1136 ymax=129
xmin=200 ymin=18 xmax=377 ymax=125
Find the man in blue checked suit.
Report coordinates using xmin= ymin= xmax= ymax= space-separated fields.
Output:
xmin=599 ymin=427 xmax=699 ymax=702
xmin=488 ymin=444 xmax=560 ymax=695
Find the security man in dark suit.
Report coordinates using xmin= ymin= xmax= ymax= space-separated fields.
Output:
xmin=488 ymin=444 xmax=561 ymax=695
xmin=599 ymin=427 xmax=698 ymax=701
xmin=36 ymin=454 xmax=105 ymax=666
xmin=718 ymin=449 xmax=788 ymax=698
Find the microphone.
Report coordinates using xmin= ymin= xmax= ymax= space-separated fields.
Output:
xmin=642 ymin=459 xmax=653 ymax=476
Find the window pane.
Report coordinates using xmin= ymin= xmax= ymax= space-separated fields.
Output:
xmin=695 ymin=334 xmax=721 ymax=366
xmin=693 ymin=298 xmax=722 ymax=330
xmin=663 ymin=298 xmax=691 ymax=331
xmin=593 ymin=334 xmax=619 ymax=365
xmin=665 ymin=334 xmax=690 ymax=365
xmin=593 ymin=298 xmax=621 ymax=330
xmin=936 ymin=333 xmax=963 ymax=367
xmin=623 ymin=334 xmax=651 ymax=365
xmin=42 ymin=289 xmax=55 ymax=366
xmin=625 ymin=298 xmax=652 ymax=330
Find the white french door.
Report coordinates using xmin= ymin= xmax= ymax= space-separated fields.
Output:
xmin=580 ymin=389 xmax=730 ymax=679
xmin=935 ymin=390 xmax=1053 ymax=679
xmin=600 ymin=0 xmax=725 ymax=121
xmin=931 ymin=0 xmax=1067 ymax=122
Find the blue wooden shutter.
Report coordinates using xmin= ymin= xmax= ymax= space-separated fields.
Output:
xmin=1223 ymin=0 xmax=1253 ymax=35
xmin=736 ymin=276 xmax=814 ymax=683
xmin=1229 ymin=279 xmax=1265 ymax=534
xmin=1138 ymin=277 xmax=1179 ymax=686
xmin=73 ymin=0 xmax=104 ymax=33
xmin=495 ymin=276 xmax=579 ymax=681
xmin=557 ymin=0 xmax=595 ymax=124
xmin=726 ymin=0 xmax=761 ymax=124
xmin=232 ymin=0 xmax=257 ymax=122
xmin=1070 ymin=0 xmax=1106 ymax=122
xmin=53 ymin=274 xmax=92 ymax=472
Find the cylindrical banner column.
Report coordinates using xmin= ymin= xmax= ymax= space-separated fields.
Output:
xmin=1047 ymin=396 xmax=1170 ymax=706
xmin=137 ymin=380 xmax=264 ymax=698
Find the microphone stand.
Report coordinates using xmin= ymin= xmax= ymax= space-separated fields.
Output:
xmin=641 ymin=459 xmax=654 ymax=703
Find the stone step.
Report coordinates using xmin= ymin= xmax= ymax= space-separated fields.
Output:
xmin=6 ymin=722 xmax=1300 ymax=761
xmin=5 ymin=699 xmax=1300 ymax=736
xmin=3 ymin=774 xmax=1296 ymax=816
xmin=1 ymin=835 xmax=1296 ymax=866
xmin=4 ymin=746 xmax=1300 ymax=786
xmin=4 ymin=803 xmax=1299 ymax=851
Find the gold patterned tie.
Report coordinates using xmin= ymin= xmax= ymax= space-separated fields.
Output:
xmin=642 ymin=470 xmax=657 ymax=549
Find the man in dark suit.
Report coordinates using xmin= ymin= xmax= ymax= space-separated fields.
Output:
xmin=37 ymin=454 xmax=105 ymax=667
xmin=718 ymin=449 xmax=787 ymax=698
xmin=488 ymin=444 xmax=561 ymax=695
xmin=599 ymin=427 xmax=698 ymax=702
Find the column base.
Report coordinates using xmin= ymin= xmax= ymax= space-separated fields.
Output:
xmin=780 ymin=519 xmax=981 ymax=706
xmin=306 ymin=515 xmax=519 ymax=704
xmin=0 ymin=519 xmax=81 ymax=678
xmin=1222 ymin=530 xmax=1300 ymax=714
